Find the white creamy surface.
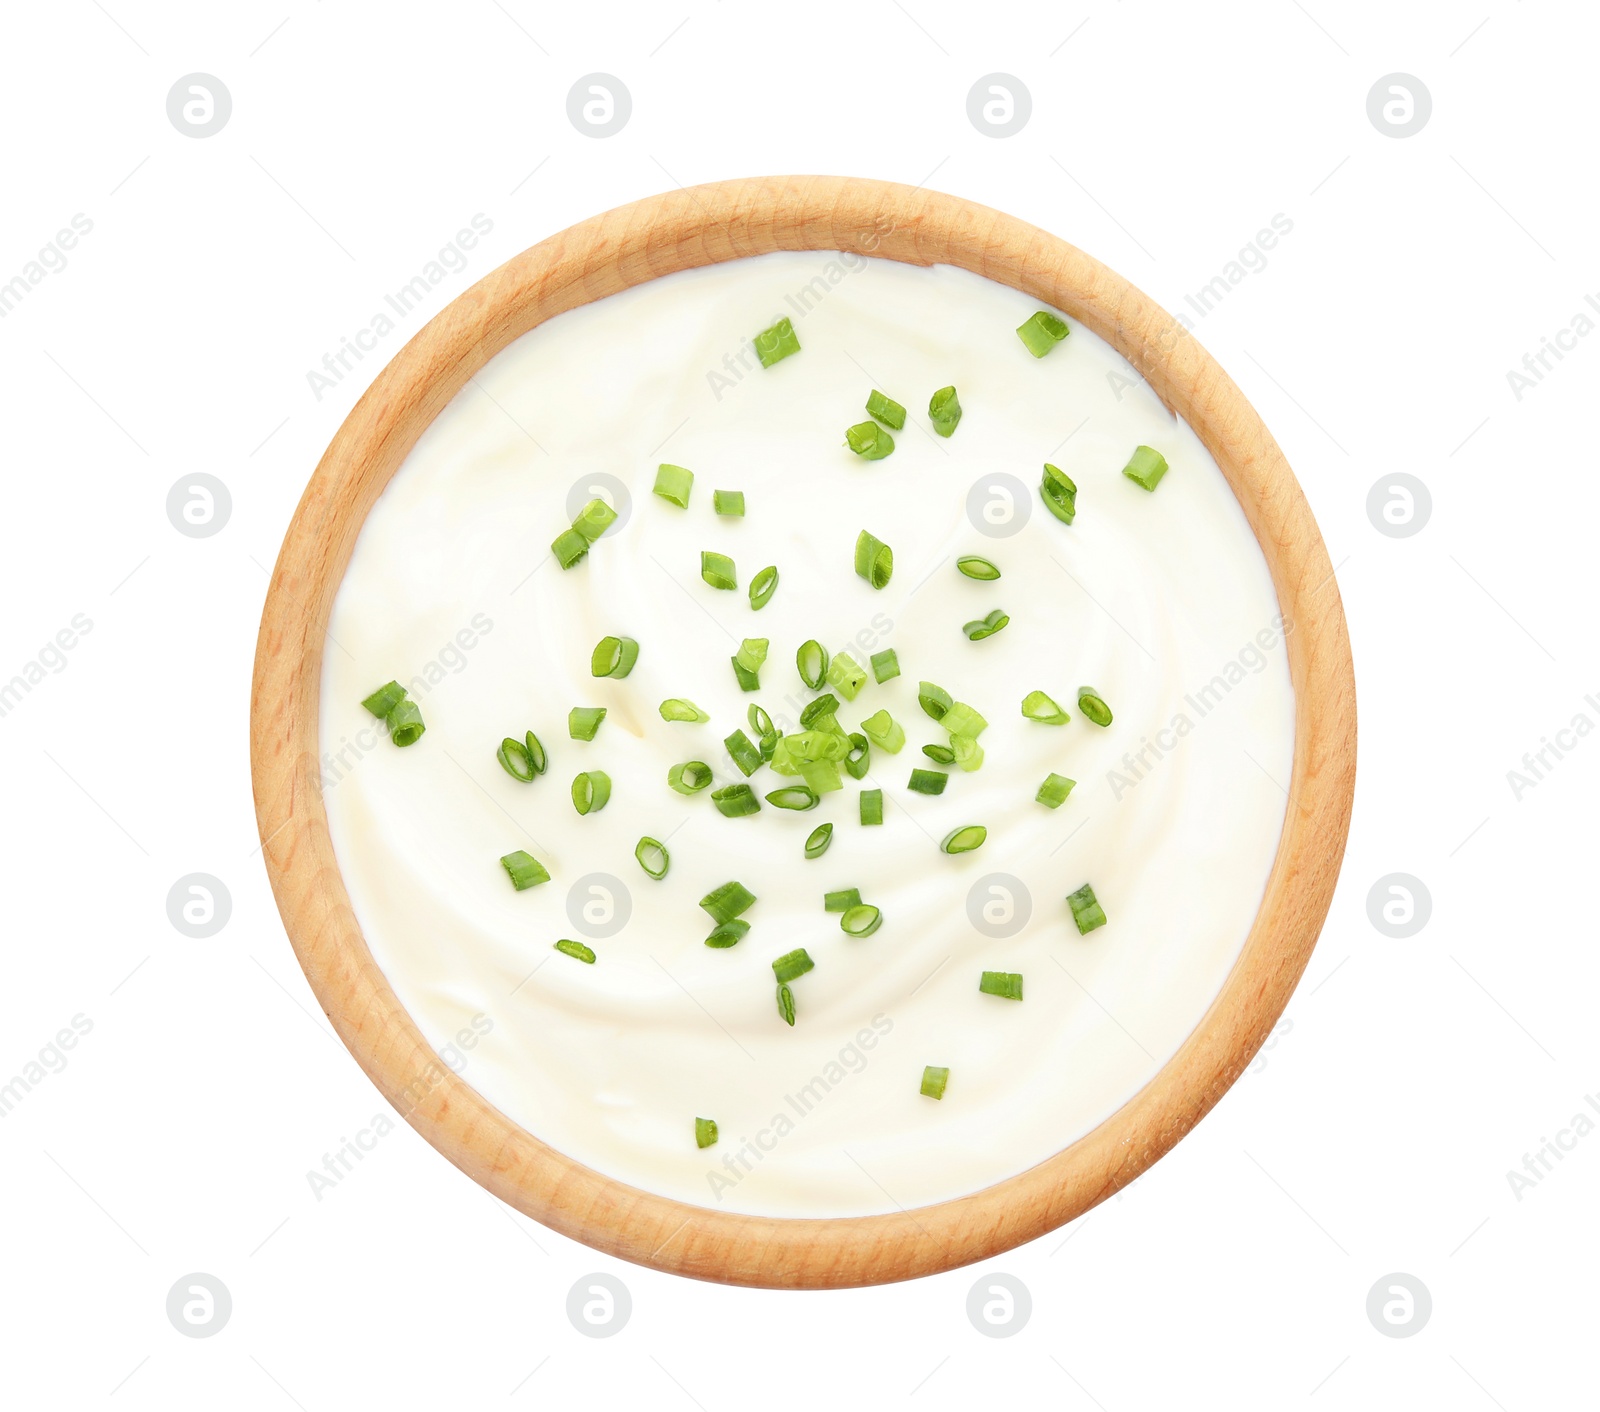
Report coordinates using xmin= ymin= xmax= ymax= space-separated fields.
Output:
xmin=320 ymin=251 xmax=1296 ymax=1218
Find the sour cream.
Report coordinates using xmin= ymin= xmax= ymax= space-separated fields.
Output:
xmin=320 ymin=251 xmax=1295 ymax=1218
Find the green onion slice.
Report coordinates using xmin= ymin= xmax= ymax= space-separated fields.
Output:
xmin=866 ymin=389 xmax=906 ymax=429
xmin=1122 ymin=444 xmax=1169 ymax=491
xmin=1036 ymin=773 xmax=1076 ymax=809
xmin=979 ymin=970 xmax=1023 ymax=1000
xmin=700 ymin=880 xmax=757 ymax=923
xmin=713 ymin=489 xmax=746 ymax=517
xmin=766 ymin=784 xmax=820 ymax=811
xmin=797 ymin=639 xmax=828 ymax=690
xmin=840 ymin=903 xmax=882 ymax=938
xmin=660 ymin=698 xmax=710 ymax=723
xmin=772 ymin=948 xmax=814 ymax=983
xmin=754 ymin=317 xmax=800 ymax=367
xmin=704 ymin=919 xmax=750 ymax=949
xmin=701 ymin=550 xmax=737 ymax=591
xmin=957 ymin=555 xmax=1001 ymax=581
xmin=590 ymin=635 xmax=639 ymax=679
xmin=500 ymin=850 xmax=550 ymax=890
xmin=918 ymin=681 xmax=952 ymax=722
xmin=711 ymin=783 xmax=760 ymax=817
xmin=1021 ymin=690 xmax=1070 ymax=725
xmin=725 ymin=729 xmax=763 ymax=776
xmin=1041 ymin=463 xmax=1077 ymax=524
xmin=829 ymin=652 xmax=868 ymax=701
xmin=920 ymin=1066 xmax=949 ymax=1100
xmin=386 ymin=700 xmax=426 ymax=746
xmin=571 ymin=770 xmax=612 ymax=815
xmin=653 ymin=463 xmax=694 ymax=507
xmin=861 ymin=709 xmax=905 ymax=753
xmin=569 ymin=706 xmax=607 ymax=740
xmin=929 ymin=385 xmax=962 ymax=437
xmin=554 ymin=938 xmax=596 ymax=964
xmin=845 ymin=421 xmax=895 ymax=460
xmin=804 ymin=822 xmax=833 ymax=859
xmin=748 ymin=704 xmax=774 ymax=738
xmin=497 ymin=735 xmax=538 ymax=782
xmin=731 ymin=657 xmax=760 ymax=692
xmin=1016 ymin=309 xmax=1070 ymax=357
xmin=940 ymin=825 xmax=987 ymax=855
xmin=870 ymin=648 xmax=900 ymax=683
xmin=951 ymin=735 xmax=985 ymax=773
xmin=942 ymin=702 xmax=988 ymax=738
xmin=923 ymin=743 xmax=955 ymax=764
xmin=799 ymin=693 xmax=840 ymax=728
xmin=667 ymin=760 xmax=713 ymax=793
xmin=963 ymin=609 xmax=1010 ymax=641
xmin=854 ymin=531 xmax=894 ymax=589
xmin=824 ymin=888 xmax=862 ymax=912
xmin=1077 ymin=687 xmax=1113 ymax=727
xmin=908 ymin=768 xmax=948 ymax=795
xmin=859 ymin=788 xmax=884 ymax=826
xmin=552 ymin=527 xmax=589 ymax=570
xmin=844 ymin=733 xmax=870 ymax=780
xmin=1068 ymin=883 xmax=1107 ymax=934
xmin=361 ymin=681 xmax=407 ymax=717
xmin=573 ymin=497 xmax=618 ymax=542
xmin=749 ymin=564 xmax=779 ymax=611
xmin=695 ymin=1117 xmax=719 ymax=1148
xmin=777 ymin=982 xmax=796 ymax=1026
xmin=635 ymin=836 xmax=670 ymax=878
xmin=735 ymin=637 xmax=769 ymax=674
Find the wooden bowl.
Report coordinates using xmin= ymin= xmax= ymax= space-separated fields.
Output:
xmin=251 ymin=175 xmax=1356 ymax=1288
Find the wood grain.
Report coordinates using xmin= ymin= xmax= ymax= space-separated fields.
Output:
xmin=250 ymin=176 xmax=1357 ymax=1288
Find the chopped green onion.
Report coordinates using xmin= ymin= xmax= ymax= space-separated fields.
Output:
xmin=713 ymin=489 xmax=746 ymax=517
xmin=701 ymin=880 xmax=757 ymax=923
xmin=659 ymin=698 xmax=710 ymax=723
xmin=571 ymin=770 xmax=612 ymax=815
xmin=386 ymin=699 xmax=426 ymax=746
xmin=942 ymin=702 xmax=988 ymax=738
xmin=635 ymin=836 xmax=670 ymax=878
xmin=735 ymin=638 xmax=769 ymax=675
xmin=844 ymin=732 xmax=870 ymax=780
xmin=668 ymin=760 xmax=713 ymax=793
xmin=711 ymin=783 xmax=761 ymax=817
xmin=500 ymin=850 xmax=550 ymax=890
xmin=866 ymin=389 xmax=906 ymax=429
xmin=870 ymin=648 xmax=900 ymax=683
xmin=951 ymin=735 xmax=985 ymax=773
xmin=804 ymin=822 xmax=833 ymax=859
xmin=845 ymin=421 xmax=895 ymax=460
xmin=957 ymin=556 xmax=1001 ymax=581
xmin=573 ymin=497 xmax=618 ymax=542
xmin=828 ymin=652 xmax=868 ymax=701
xmin=854 ymin=531 xmax=894 ymax=589
xmin=731 ymin=658 xmax=760 ymax=692
xmin=908 ymin=768 xmax=948 ymax=795
xmin=569 ymin=706 xmax=607 ymax=741
xmin=859 ymin=788 xmax=883 ymax=826
xmin=918 ymin=681 xmax=952 ymax=722
xmin=940 ymin=825 xmax=987 ymax=855
xmin=929 ymin=385 xmax=962 ymax=437
xmin=725 ymin=729 xmax=763 ymax=776
xmin=590 ymin=634 xmax=639 ymax=679
xmin=695 ymin=1117 xmax=718 ymax=1149
xmin=552 ymin=526 xmax=589 ymax=569
xmin=1068 ymin=883 xmax=1107 ymax=934
xmin=497 ymin=734 xmax=542 ymax=782
xmin=1036 ymin=773 xmax=1076 ymax=809
xmin=825 ymin=888 xmax=862 ymax=912
xmin=1077 ymin=687 xmax=1113 ymax=727
xmin=1021 ymin=690 xmax=1070 ymax=725
xmin=748 ymin=704 xmax=774 ymax=738
xmin=653 ymin=463 xmax=694 ymax=507
xmin=860 ymin=709 xmax=905 ymax=753
xmin=799 ymin=759 xmax=843 ymax=795
xmin=554 ymin=938 xmax=596 ymax=963
xmin=361 ymin=681 xmax=407 ymax=717
xmin=1122 ymin=444 xmax=1169 ymax=491
xmin=772 ymin=948 xmax=814 ymax=983
xmin=777 ymin=982 xmax=796 ymax=1026
xmin=841 ymin=903 xmax=882 ymax=938
xmin=979 ymin=970 xmax=1023 ymax=1000
xmin=705 ymin=919 xmax=750 ymax=949
xmin=701 ymin=550 xmax=737 ymax=591
xmin=1041 ymin=463 xmax=1077 ymax=524
xmin=749 ymin=564 xmax=779 ymax=611
xmin=766 ymin=784 xmax=820 ymax=810
xmin=923 ymin=743 xmax=955 ymax=764
xmin=1016 ymin=309 xmax=1070 ymax=357
xmin=797 ymin=640 xmax=828 ymax=690
xmin=798 ymin=694 xmax=839 ymax=729
xmin=920 ymin=1065 xmax=949 ymax=1100
xmin=754 ymin=317 xmax=800 ymax=367
xmin=963 ymin=609 xmax=1009 ymax=641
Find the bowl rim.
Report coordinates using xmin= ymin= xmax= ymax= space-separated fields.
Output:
xmin=250 ymin=174 xmax=1356 ymax=1289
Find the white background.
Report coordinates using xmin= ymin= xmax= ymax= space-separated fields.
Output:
xmin=1 ymin=1 xmax=1593 ymax=1406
